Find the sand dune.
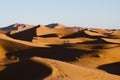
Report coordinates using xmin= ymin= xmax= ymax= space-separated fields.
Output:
xmin=0 ymin=33 xmax=48 ymax=64
xmin=0 ymin=30 xmax=9 ymax=34
xmin=61 ymin=29 xmax=106 ymax=39
xmin=37 ymin=25 xmax=77 ymax=38
xmin=0 ymin=23 xmax=34 ymax=34
xmin=0 ymin=59 xmax=51 ymax=80
xmin=31 ymin=57 xmax=120 ymax=80
xmin=8 ymin=25 xmax=39 ymax=41
xmin=84 ymin=30 xmax=105 ymax=37
xmin=8 ymin=24 xmax=76 ymax=41
xmin=89 ymin=28 xmax=110 ymax=34
xmin=74 ymin=44 xmax=120 ymax=69
xmin=46 ymin=23 xmax=68 ymax=29
xmin=0 ymin=34 xmax=32 ymax=64
xmin=110 ymin=30 xmax=120 ymax=38
xmin=1 ymin=57 xmax=119 ymax=80
xmin=32 ymin=37 xmax=95 ymax=45
xmin=0 ymin=23 xmax=120 ymax=80
xmin=102 ymin=38 xmax=120 ymax=43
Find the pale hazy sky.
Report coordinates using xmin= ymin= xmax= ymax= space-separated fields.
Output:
xmin=0 ymin=0 xmax=120 ymax=29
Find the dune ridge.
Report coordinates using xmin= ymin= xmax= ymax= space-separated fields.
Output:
xmin=0 ymin=23 xmax=120 ymax=80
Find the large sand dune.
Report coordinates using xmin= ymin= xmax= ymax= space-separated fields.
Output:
xmin=0 ymin=23 xmax=120 ymax=80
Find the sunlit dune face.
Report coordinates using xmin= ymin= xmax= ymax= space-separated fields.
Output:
xmin=0 ymin=24 xmax=120 ymax=80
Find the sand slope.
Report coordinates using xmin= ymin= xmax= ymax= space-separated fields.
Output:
xmin=31 ymin=57 xmax=120 ymax=80
xmin=0 ymin=57 xmax=120 ymax=80
xmin=0 ymin=33 xmax=49 ymax=64
xmin=0 ymin=23 xmax=120 ymax=80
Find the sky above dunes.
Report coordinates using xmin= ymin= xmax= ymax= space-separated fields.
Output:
xmin=0 ymin=0 xmax=120 ymax=29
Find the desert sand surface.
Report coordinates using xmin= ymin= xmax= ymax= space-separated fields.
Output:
xmin=0 ymin=23 xmax=120 ymax=80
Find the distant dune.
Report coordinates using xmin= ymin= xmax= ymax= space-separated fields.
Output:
xmin=0 ymin=23 xmax=120 ymax=80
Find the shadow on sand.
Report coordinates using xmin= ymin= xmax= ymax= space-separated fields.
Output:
xmin=0 ymin=59 xmax=51 ymax=80
xmin=6 ymin=44 xmax=91 ymax=62
xmin=98 ymin=62 xmax=120 ymax=75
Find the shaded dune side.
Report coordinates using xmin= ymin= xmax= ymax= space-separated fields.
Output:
xmin=46 ymin=23 xmax=59 ymax=28
xmin=0 ymin=24 xmax=19 ymax=31
xmin=30 ymin=57 xmax=120 ymax=80
xmin=7 ymin=25 xmax=40 ymax=41
xmin=0 ymin=59 xmax=52 ymax=80
xmin=6 ymin=44 xmax=90 ymax=62
xmin=0 ymin=23 xmax=34 ymax=35
xmin=38 ymin=34 xmax=58 ymax=37
xmin=0 ymin=34 xmax=44 ymax=64
xmin=61 ymin=30 xmax=105 ymax=39
xmin=0 ymin=36 xmax=32 ymax=61
xmin=1 ymin=23 xmax=34 ymax=31
xmin=98 ymin=62 xmax=120 ymax=75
